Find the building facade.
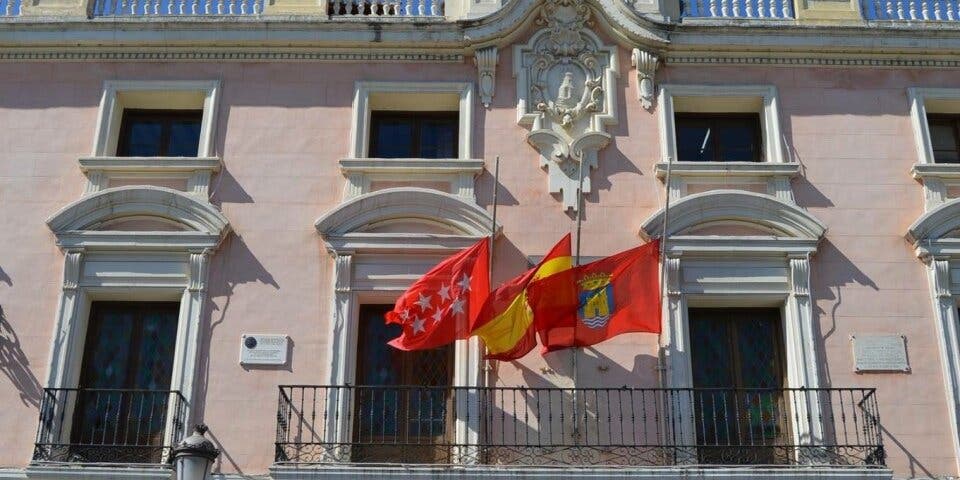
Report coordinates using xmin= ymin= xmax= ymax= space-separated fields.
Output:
xmin=1 ymin=0 xmax=960 ymax=478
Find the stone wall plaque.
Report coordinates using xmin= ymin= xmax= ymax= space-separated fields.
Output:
xmin=240 ymin=334 xmax=289 ymax=366
xmin=852 ymin=334 xmax=909 ymax=373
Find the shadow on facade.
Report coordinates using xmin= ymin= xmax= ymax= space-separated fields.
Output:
xmin=192 ymin=233 xmax=280 ymax=456
xmin=0 ymin=305 xmax=43 ymax=409
xmin=810 ymin=238 xmax=880 ymax=389
xmin=209 ymin=166 xmax=255 ymax=206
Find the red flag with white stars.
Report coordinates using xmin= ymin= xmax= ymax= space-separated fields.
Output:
xmin=385 ymin=238 xmax=490 ymax=351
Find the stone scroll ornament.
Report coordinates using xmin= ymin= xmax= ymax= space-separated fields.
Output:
xmin=514 ymin=0 xmax=619 ymax=212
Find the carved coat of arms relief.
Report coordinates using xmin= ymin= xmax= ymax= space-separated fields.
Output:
xmin=514 ymin=0 xmax=619 ymax=212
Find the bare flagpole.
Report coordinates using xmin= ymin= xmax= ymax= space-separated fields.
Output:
xmin=485 ymin=155 xmax=501 ymax=389
xmin=572 ymin=151 xmax=586 ymax=440
xmin=657 ymin=155 xmax=673 ymax=390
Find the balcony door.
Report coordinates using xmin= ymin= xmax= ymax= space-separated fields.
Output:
xmin=352 ymin=304 xmax=454 ymax=463
xmin=688 ymin=308 xmax=789 ymax=464
xmin=71 ymin=301 xmax=179 ymax=463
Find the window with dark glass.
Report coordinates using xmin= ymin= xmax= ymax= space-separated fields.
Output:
xmin=70 ymin=302 xmax=180 ymax=463
xmin=688 ymin=308 xmax=789 ymax=465
xmin=369 ymin=111 xmax=458 ymax=159
xmin=117 ymin=109 xmax=203 ymax=157
xmin=928 ymin=115 xmax=960 ymax=164
xmin=675 ymin=113 xmax=762 ymax=162
xmin=352 ymin=304 xmax=454 ymax=463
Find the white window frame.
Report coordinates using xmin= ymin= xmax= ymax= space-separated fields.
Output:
xmin=92 ymin=80 xmax=220 ymax=157
xmin=349 ymin=81 xmax=474 ymax=160
xmin=656 ymin=85 xmax=796 ymax=203
xmin=908 ymin=88 xmax=960 ymax=211
xmin=658 ymin=84 xmax=787 ymax=164
xmin=908 ymin=87 xmax=960 ymax=166
xmin=315 ymin=187 xmax=497 ymax=463
xmin=908 ymin=201 xmax=960 ymax=474
xmin=641 ymin=190 xmax=826 ymax=453
xmin=85 ymin=81 xmax=222 ymax=200
xmin=42 ymin=186 xmax=230 ymax=462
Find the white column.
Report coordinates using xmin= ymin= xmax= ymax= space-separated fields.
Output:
xmin=44 ymin=249 xmax=85 ymax=390
xmin=169 ymin=249 xmax=212 ymax=432
xmin=785 ymin=254 xmax=823 ymax=461
xmin=661 ymin=254 xmax=696 ymax=462
xmin=326 ymin=253 xmax=356 ymax=460
xmin=927 ymin=256 xmax=960 ymax=475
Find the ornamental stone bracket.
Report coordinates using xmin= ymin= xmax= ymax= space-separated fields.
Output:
xmin=514 ymin=0 xmax=620 ymax=212
xmin=475 ymin=47 xmax=498 ymax=108
xmin=631 ymin=48 xmax=659 ymax=111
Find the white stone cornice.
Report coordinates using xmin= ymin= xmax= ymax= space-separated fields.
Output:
xmin=339 ymin=158 xmax=484 ymax=175
xmin=315 ymin=187 xmax=499 ymax=255
xmin=46 ymin=185 xmax=230 ymax=236
xmin=654 ymin=161 xmax=800 ymax=179
xmin=640 ymin=190 xmax=826 ymax=241
xmin=78 ymin=156 xmax=221 ymax=173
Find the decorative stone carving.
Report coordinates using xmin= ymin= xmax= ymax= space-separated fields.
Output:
xmin=514 ymin=0 xmax=619 ymax=212
xmin=475 ymin=47 xmax=498 ymax=108
xmin=789 ymin=255 xmax=810 ymax=297
xmin=188 ymin=249 xmax=212 ymax=292
xmin=62 ymin=249 xmax=84 ymax=291
xmin=631 ymin=48 xmax=658 ymax=111
xmin=665 ymin=255 xmax=681 ymax=297
xmin=933 ymin=257 xmax=952 ymax=298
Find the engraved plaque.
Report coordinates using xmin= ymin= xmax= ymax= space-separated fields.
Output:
xmin=852 ymin=334 xmax=909 ymax=373
xmin=240 ymin=334 xmax=289 ymax=366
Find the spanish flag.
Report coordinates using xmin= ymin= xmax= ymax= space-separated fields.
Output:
xmin=470 ymin=234 xmax=572 ymax=360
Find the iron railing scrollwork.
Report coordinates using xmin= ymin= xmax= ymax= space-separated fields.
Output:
xmin=33 ymin=388 xmax=187 ymax=464
xmin=275 ymin=385 xmax=885 ymax=467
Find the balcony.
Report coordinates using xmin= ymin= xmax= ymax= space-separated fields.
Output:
xmin=33 ymin=388 xmax=187 ymax=465
xmin=275 ymin=385 xmax=884 ymax=468
xmin=680 ymin=0 xmax=795 ymax=19
xmin=861 ymin=0 xmax=959 ymax=19
xmin=89 ymin=0 xmax=263 ymax=16
xmin=327 ymin=0 xmax=443 ymax=17
xmin=1 ymin=0 xmax=20 ymax=15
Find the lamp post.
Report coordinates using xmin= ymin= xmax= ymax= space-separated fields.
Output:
xmin=171 ymin=424 xmax=220 ymax=480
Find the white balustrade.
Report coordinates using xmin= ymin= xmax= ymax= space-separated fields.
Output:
xmin=90 ymin=0 xmax=262 ymax=15
xmin=682 ymin=0 xmax=794 ymax=18
xmin=327 ymin=0 xmax=442 ymax=16
xmin=1 ymin=0 xmax=18 ymax=15
xmin=863 ymin=0 xmax=960 ymax=19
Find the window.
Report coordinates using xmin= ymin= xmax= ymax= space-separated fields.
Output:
xmin=658 ymin=85 xmax=786 ymax=164
xmin=352 ymin=304 xmax=453 ymax=463
xmin=929 ymin=115 xmax=960 ymax=164
xmin=675 ymin=114 xmax=762 ymax=163
xmin=71 ymin=301 xmax=180 ymax=463
xmin=369 ymin=112 xmax=458 ymax=159
xmin=116 ymin=109 xmax=203 ymax=157
xmin=92 ymin=81 xmax=219 ymax=157
xmin=688 ymin=308 xmax=788 ymax=464
xmin=350 ymin=82 xmax=473 ymax=160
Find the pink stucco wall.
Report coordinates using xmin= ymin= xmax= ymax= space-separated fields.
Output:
xmin=0 ymin=43 xmax=957 ymax=477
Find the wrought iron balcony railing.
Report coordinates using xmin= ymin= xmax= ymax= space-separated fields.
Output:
xmin=275 ymin=385 xmax=884 ymax=467
xmin=33 ymin=388 xmax=187 ymax=464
